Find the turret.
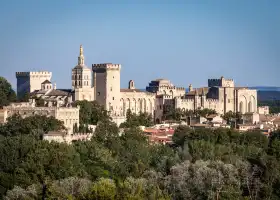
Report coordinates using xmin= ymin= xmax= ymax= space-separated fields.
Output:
xmin=128 ymin=80 xmax=135 ymax=89
xmin=189 ymin=84 xmax=193 ymax=92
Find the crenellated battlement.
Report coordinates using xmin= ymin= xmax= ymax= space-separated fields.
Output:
xmin=92 ymin=63 xmax=121 ymax=70
xmin=206 ymin=98 xmax=219 ymax=103
xmin=159 ymin=86 xmax=185 ymax=90
xmin=16 ymin=71 xmax=52 ymax=77
xmin=176 ymin=87 xmax=185 ymax=91
xmin=208 ymin=77 xmax=234 ymax=87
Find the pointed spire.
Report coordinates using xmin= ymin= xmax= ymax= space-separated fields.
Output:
xmin=80 ymin=44 xmax=83 ymax=56
xmin=78 ymin=44 xmax=85 ymax=65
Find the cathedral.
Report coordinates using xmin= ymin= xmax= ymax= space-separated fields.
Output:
xmin=16 ymin=45 xmax=258 ymax=125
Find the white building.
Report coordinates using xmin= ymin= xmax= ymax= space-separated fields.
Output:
xmin=2 ymin=101 xmax=79 ymax=134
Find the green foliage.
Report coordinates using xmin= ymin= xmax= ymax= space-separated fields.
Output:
xmin=120 ymin=109 xmax=153 ymax=128
xmin=221 ymin=111 xmax=242 ymax=126
xmin=2 ymin=105 xmax=280 ymax=199
xmin=0 ymin=77 xmax=16 ymax=108
xmin=73 ymin=100 xmax=111 ymax=125
xmin=163 ymin=108 xmax=217 ymax=121
xmin=0 ymin=114 xmax=66 ymax=137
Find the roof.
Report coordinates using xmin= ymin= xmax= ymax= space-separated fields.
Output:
xmin=73 ymin=64 xmax=91 ymax=70
xmin=46 ymin=131 xmax=66 ymax=136
xmin=206 ymin=114 xmax=218 ymax=119
xmin=47 ymin=89 xmax=70 ymax=96
xmin=120 ymin=88 xmax=151 ymax=93
xmin=186 ymin=87 xmax=209 ymax=96
xmin=42 ymin=80 xmax=51 ymax=84
xmin=234 ymin=87 xmax=249 ymax=90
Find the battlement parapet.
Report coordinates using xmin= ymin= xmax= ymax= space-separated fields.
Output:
xmin=92 ymin=63 xmax=121 ymax=70
xmin=180 ymin=98 xmax=194 ymax=103
xmin=206 ymin=98 xmax=219 ymax=103
xmin=16 ymin=71 xmax=52 ymax=77
xmin=176 ymin=87 xmax=185 ymax=91
xmin=208 ymin=78 xmax=234 ymax=82
xmin=162 ymin=94 xmax=173 ymax=99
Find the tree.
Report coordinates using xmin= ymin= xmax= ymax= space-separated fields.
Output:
xmin=0 ymin=114 xmax=66 ymax=137
xmin=89 ymin=178 xmax=116 ymax=200
xmin=221 ymin=111 xmax=242 ymax=127
xmin=73 ymin=100 xmax=111 ymax=125
xmin=196 ymin=108 xmax=217 ymax=118
xmin=0 ymin=77 xmax=16 ymax=108
xmin=172 ymin=125 xmax=193 ymax=147
xmin=120 ymin=109 xmax=153 ymax=128
xmin=164 ymin=160 xmax=245 ymax=200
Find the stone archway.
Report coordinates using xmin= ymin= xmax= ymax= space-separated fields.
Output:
xmin=250 ymin=95 xmax=256 ymax=113
xmin=238 ymin=95 xmax=247 ymax=114
xmin=239 ymin=101 xmax=244 ymax=114
xmin=248 ymin=101 xmax=252 ymax=113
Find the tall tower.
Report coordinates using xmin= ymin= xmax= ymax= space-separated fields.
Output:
xmin=72 ymin=45 xmax=94 ymax=101
xmin=92 ymin=63 xmax=121 ymax=116
xmin=16 ymin=71 xmax=52 ymax=99
xmin=72 ymin=45 xmax=92 ymax=90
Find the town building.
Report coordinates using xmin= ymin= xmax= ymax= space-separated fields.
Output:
xmin=16 ymin=71 xmax=52 ymax=99
xmin=1 ymin=100 xmax=79 ymax=134
xmin=15 ymin=45 xmax=260 ymax=126
xmin=154 ymin=77 xmax=258 ymax=123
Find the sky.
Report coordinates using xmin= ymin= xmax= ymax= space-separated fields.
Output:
xmin=0 ymin=0 xmax=279 ymax=90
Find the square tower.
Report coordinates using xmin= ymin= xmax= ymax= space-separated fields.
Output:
xmin=16 ymin=71 xmax=52 ymax=99
xmin=92 ymin=63 xmax=121 ymax=115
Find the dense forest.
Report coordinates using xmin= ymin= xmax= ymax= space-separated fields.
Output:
xmin=1 ymin=112 xmax=280 ymax=199
xmin=1 ymin=77 xmax=280 ymax=199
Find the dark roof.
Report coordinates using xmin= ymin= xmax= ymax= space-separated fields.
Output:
xmin=57 ymin=89 xmax=73 ymax=93
xmin=47 ymin=89 xmax=70 ymax=96
xmin=73 ymin=64 xmax=90 ymax=70
xmin=42 ymin=80 xmax=51 ymax=84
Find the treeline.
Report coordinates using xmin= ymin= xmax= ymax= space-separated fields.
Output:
xmin=2 ymin=78 xmax=280 ymax=199
xmin=1 ymin=112 xmax=280 ymax=199
xmin=259 ymin=100 xmax=280 ymax=114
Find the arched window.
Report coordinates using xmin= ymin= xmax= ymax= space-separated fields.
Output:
xmin=248 ymin=101 xmax=252 ymax=113
xmin=239 ymin=102 xmax=244 ymax=114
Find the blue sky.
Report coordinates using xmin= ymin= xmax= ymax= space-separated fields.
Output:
xmin=0 ymin=0 xmax=279 ymax=90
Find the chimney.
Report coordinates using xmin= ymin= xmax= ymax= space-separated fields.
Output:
xmin=54 ymin=83 xmax=57 ymax=90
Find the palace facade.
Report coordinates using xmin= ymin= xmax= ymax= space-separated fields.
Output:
xmin=16 ymin=45 xmax=259 ymax=125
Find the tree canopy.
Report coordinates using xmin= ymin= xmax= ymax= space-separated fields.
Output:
xmin=0 ymin=77 xmax=16 ymax=108
xmin=119 ymin=109 xmax=153 ymax=128
xmin=73 ymin=100 xmax=111 ymax=126
xmin=1 ymin=110 xmax=280 ymax=199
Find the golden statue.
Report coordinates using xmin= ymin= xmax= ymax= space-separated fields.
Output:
xmin=80 ymin=45 xmax=83 ymax=55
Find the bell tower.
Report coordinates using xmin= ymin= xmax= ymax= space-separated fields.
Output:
xmin=71 ymin=45 xmax=94 ymax=101
xmin=72 ymin=45 xmax=92 ymax=90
